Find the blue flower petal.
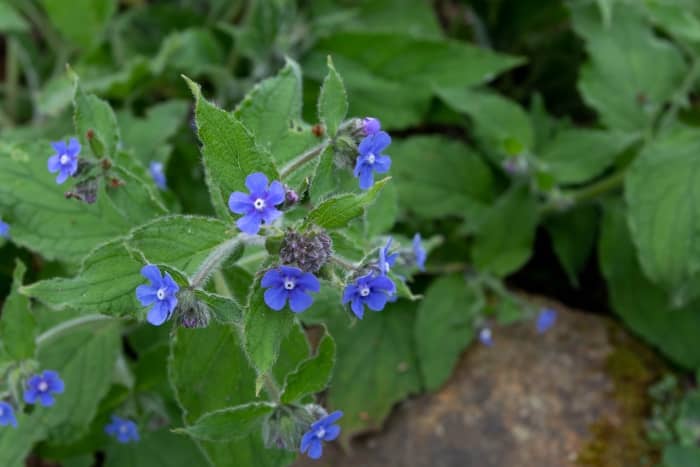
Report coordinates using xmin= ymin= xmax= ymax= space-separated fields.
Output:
xmin=300 ymin=430 xmax=315 ymax=453
xmin=135 ymin=285 xmax=157 ymax=305
xmin=47 ymin=155 xmax=61 ymax=172
xmin=350 ymin=297 xmax=364 ymax=319
xmin=140 ymin=265 xmax=163 ymax=285
xmin=228 ymin=192 xmax=252 ymax=214
xmin=264 ymin=287 xmax=287 ymax=311
xmin=288 ymin=289 xmax=313 ymax=313
xmin=297 ymin=272 xmax=321 ymax=292
xmin=266 ymin=181 xmax=286 ymax=205
xmin=308 ymin=439 xmax=323 ymax=459
xmin=358 ymin=167 xmax=374 ymax=190
xmin=147 ymin=301 xmax=170 ymax=326
xmin=373 ymin=155 xmax=391 ymax=173
xmin=245 ymin=172 xmax=269 ymax=195
xmin=237 ymin=213 xmax=262 ymax=234
xmin=261 ymin=269 xmax=283 ymax=288
xmin=323 ymin=424 xmax=341 ymax=441
xmin=67 ymin=137 xmax=81 ymax=155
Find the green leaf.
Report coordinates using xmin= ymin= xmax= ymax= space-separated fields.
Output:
xmin=41 ymin=0 xmax=116 ymax=48
xmin=436 ymin=87 xmax=534 ymax=155
xmin=71 ymin=71 xmax=121 ymax=157
xmin=414 ymin=275 xmax=481 ymax=391
xmin=185 ymin=76 xmax=279 ymax=219
xmin=104 ymin=429 xmax=207 ymax=467
xmin=304 ymin=32 xmax=523 ymax=128
xmin=179 ymin=402 xmax=275 ymax=442
xmin=281 ymin=330 xmax=336 ymax=403
xmin=38 ymin=315 xmax=121 ymax=442
xmin=195 ymin=290 xmax=242 ymax=325
xmin=391 ymin=136 xmax=493 ymax=220
xmin=304 ymin=177 xmax=390 ymax=229
xmin=625 ymin=128 xmax=700 ymax=304
xmin=168 ymin=323 xmax=295 ymax=467
xmin=0 ymin=2 xmax=28 ymax=32
xmin=645 ymin=1 xmax=700 ymax=44
xmin=234 ymin=60 xmax=317 ymax=167
xmin=318 ymin=56 xmax=348 ymax=137
xmin=22 ymin=215 xmax=231 ymax=317
xmin=0 ymin=260 xmax=35 ymax=360
xmin=662 ymin=445 xmax=700 ymax=467
xmin=571 ymin=3 xmax=686 ymax=133
xmin=116 ymin=100 xmax=190 ymax=165
xmin=538 ymin=129 xmax=635 ymax=184
xmin=364 ymin=181 xmax=399 ymax=237
xmin=599 ymin=200 xmax=700 ymax=369
xmin=472 ymin=185 xmax=539 ymax=276
xmin=545 ymin=205 xmax=598 ymax=287
xmin=325 ymin=300 xmax=421 ymax=438
xmin=243 ymin=284 xmax=294 ymax=376
xmin=0 ymin=141 xmax=136 ymax=262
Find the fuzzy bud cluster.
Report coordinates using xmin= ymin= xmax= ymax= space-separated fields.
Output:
xmin=279 ymin=230 xmax=333 ymax=273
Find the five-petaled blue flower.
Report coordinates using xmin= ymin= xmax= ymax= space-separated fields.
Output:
xmin=378 ymin=238 xmax=398 ymax=275
xmin=0 ymin=219 xmax=9 ymax=239
xmin=0 ymin=401 xmax=17 ymax=428
xmin=300 ymin=410 xmax=343 ymax=460
xmin=228 ymin=172 xmax=285 ymax=235
xmin=536 ymin=308 xmax=557 ymax=334
xmin=354 ymin=131 xmax=391 ymax=190
xmin=105 ymin=415 xmax=140 ymax=443
xmin=479 ymin=328 xmax=493 ymax=347
xmin=342 ymin=273 xmax=395 ymax=319
xmin=48 ymin=138 xmax=81 ymax=184
xmin=362 ymin=117 xmax=381 ymax=135
xmin=261 ymin=266 xmax=320 ymax=313
xmin=24 ymin=370 xmax=64 ymax=407
xmin=135 ymin=265 xmax=180 ymax=326
xmin=149 ymin=161 xmax=167 ymax=190
xmin=413 ymin=233 xmax=426 ymax=271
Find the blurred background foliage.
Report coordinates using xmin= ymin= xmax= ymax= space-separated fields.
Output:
xmin=4 ymin=0 xmax=700 ymax=465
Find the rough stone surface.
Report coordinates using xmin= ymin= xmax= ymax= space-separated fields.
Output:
xmin=293 ymin=294 xmax=662 ymax=467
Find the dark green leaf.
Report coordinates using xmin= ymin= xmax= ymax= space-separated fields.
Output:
xmin=304 ymin=177 xmax=390 ymax=229
xmin=318 ymin=56 xmax=348 ymax=137
xmin=281 ymin=330 xmax=336 ymax=403
xmin=0 ymin=260 xmax=36 ymax=360
xmin=179 ymin=402 xmax=275 ymax=442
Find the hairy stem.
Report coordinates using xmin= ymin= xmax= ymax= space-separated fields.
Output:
xmin=191 ymin=237 xmax=241 ymax=288
xmin=262 ymin=373 xmax=282 ymax=403
xmin=279 ymin=141 xmax=330 ymax=180
xmin=36 ymin=314 xmax=113 ymax=345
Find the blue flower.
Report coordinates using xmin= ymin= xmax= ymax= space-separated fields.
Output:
xmin=149 ymin=161 xmax=166 ymax=190
xmin=479 ymin=328 xmax=493 ymax=347
xmin=48 ymin=138 xmax=81 ymax=184
xmin=135 ymin=265 xmax=180 ymax=326
xmin=300 ymin=410 xmax=343 ymax=460
xmin=413 ymin=233 xmax=426 ymax=271
xmin=378 ymin=238 xmax=399 ymax=275
xmin=261 ymin=266 xmax=320 ymax=313
xmin=24 ymin=370 xmax=64 ymax=407
xmin=0 ymin=219 xmax=9 ymax=239
xmin=105 ymin=415 xmax=140 ymax=443
xmin=354 ymin=131 xmax=391 ymax=190
xmin=342 ymin=273 xmax=395 ymax=319
xmin=0 ymin=401 xmax=17 ymax=428
xmin=362 ymin=117 xmax=381 ymax=135
xmin=536 ymin=308 xmax=557 ymax=334
xmin=228 ymin=172 xmax=285 ymax=235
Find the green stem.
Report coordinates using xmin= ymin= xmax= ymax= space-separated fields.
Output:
xmin=279 ymin=141 xmax=330 ymax=180
xmin=5 ymin=38 xmax=19 ymax=122
xmin=262 ymin=373 xmax=281 ymax=403
xmin=191 ymin=237 xmax=241 ymax=288
xmin=541 ymin=170 xmax=626 ymax=215
xmin=330 ymin=255 xmax=357 ymax=271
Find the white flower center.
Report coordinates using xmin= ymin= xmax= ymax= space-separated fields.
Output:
xmin=480 ymin=328 xmax=492 ymax=341
xmin=156 ymin=287 xmax=167 ymax=300
xmin=359 ymin=285 xmax=371 ymax=297
xmin=253 ymin=198 xmax=266 ymax=210
xmin=367 ymin=153 xmax=376 ymax=164
xmin=315 ymin=427 xmax=326 ymax=438
xmin=119 ymin=424 xmax=129 ymax=434
xmin=38 ymin=381 xmax=48 ymax=392
xmin=283 ymin=278 xmax=296 ymax=290
xmin=59 ymin=154 xmax=70 ymax=165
